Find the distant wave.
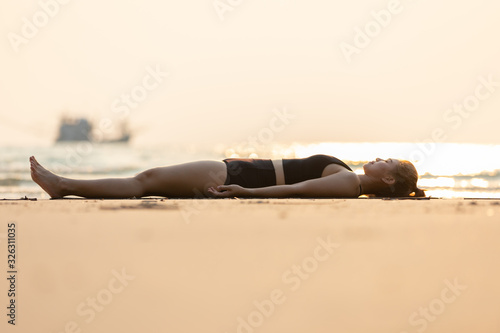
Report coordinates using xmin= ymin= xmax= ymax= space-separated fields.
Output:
xmin=348 ymin=163 xmax=500 ymax=179
xmin=0 ymin=177 xmax=25 ymax=186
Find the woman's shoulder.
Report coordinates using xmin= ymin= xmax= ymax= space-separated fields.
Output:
xmin=340 ymin=171 xmax=361 ymax=197
xmin=329 ymin=170 xmax=360 ymax=197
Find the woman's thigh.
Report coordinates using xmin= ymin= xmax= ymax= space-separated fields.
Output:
xmin=136 ymin=160 xmax=227 ymax=197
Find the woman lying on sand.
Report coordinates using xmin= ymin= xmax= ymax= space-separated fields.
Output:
xmin=29 ymin=154 xmax=425 ymax=199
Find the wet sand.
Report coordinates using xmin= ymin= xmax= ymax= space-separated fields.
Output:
xmin=1 ymin=198 xmax=500 ymax=333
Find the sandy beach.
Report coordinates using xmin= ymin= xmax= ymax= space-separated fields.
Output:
xmin=1 ymin=198 xmax=499 ymax=333
xmin=3 ymin=0 xmax=500 ymax=331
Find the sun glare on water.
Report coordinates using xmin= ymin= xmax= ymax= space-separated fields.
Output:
xmin=224 ymin=142 xmax=500 ymax=178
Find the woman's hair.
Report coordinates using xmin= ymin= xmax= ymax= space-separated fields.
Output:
xmin=373 ymin=160 xmax=426 ymax=197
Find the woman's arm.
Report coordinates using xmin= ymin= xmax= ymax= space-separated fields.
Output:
xmin=208 ymin=171 xmax=359 ymax=198
xmin=293 ymin=171 xmax=360 ymax=198
xmin=207 ymin=184 xmax=297 ymax=198
xmin=247 ymin=184 xmax=298 ymax=198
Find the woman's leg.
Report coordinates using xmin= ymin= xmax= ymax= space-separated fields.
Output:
xmin=30 ymin=156 xmax=228 ymax=199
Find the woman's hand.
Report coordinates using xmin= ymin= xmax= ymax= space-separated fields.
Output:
xmin=207 ymin=184 xmax=249 ymax=198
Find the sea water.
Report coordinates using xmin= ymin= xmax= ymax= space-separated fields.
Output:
xmin=1 ymin=142 xmax=499 ymax=199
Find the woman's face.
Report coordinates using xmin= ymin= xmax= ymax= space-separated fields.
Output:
xmin=363 ymin=158 xmax=400 ymax=178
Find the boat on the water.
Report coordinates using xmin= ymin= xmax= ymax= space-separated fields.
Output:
xmin=55 ymin=116 xmax=131 ymax=143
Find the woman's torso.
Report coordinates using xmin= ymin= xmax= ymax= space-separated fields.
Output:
xmin=272 ymin=154 xmax=352 ymax=186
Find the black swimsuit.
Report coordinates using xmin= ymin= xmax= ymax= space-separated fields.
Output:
xmin=281 ymin=154 xmax=352 ymax=184
xmin=222 ymin=154 xmax=357 ymax=193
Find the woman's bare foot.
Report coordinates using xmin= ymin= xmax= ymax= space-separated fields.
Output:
xmin=30 ymin=156 xmax=65 ymax=198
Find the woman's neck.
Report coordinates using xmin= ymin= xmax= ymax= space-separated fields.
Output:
xmin=357 ymin=174 xmax=382 ymax=195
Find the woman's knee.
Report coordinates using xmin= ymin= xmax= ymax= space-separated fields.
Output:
xmin=134 ymin=168 xmax=158 ymax=193
xmin=135 ymin=168 xmax=154 ymax=181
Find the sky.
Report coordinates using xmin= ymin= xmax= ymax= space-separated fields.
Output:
xmin=1 ymin=0 xmax=499 ymax=148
